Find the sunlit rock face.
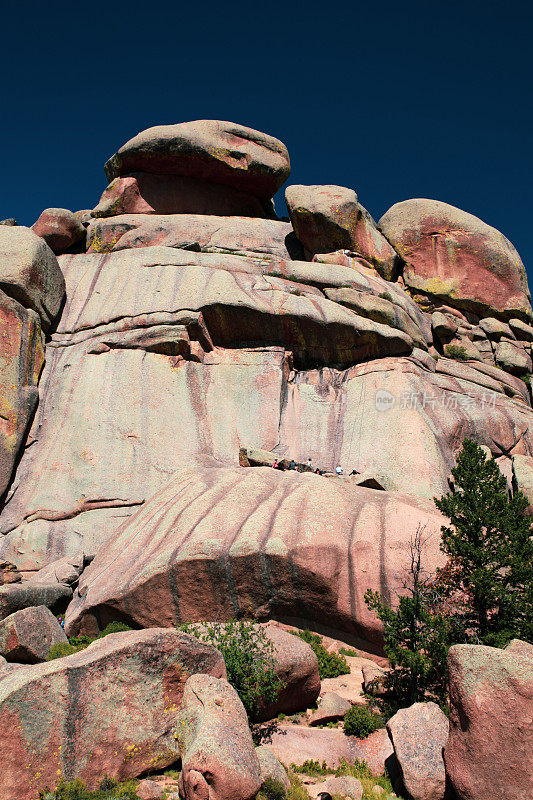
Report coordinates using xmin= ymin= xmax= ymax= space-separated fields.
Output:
xmin=1 ymin=120 xmax=532 ymax=653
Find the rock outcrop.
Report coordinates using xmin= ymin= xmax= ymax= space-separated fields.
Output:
xmin=0 ymin=117 xmax=532 ymax=669
xmin=0 ymin=628 xmax=226 ymax=799
xmin=444 ymin=641 xmax=533 ymax=800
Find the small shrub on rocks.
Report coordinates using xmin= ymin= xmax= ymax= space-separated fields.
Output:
xmin=343 ymin=705 xmax=384 ymax=738
xmin=292 ymin=630 xmax=349 ymax=679
xmin=181 ymin=620 xmax=284 ymax=719
xmin=259 ymin=777 xmax=288 ymax=800
xmin=443 ymin=344 xmax=469 ymax=361
xmin=47 ymin=622 xmax=132 ymax=661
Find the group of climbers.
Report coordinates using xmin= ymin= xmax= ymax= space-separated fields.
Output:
xmin=270 ymin=457 xmax=359 ymax=476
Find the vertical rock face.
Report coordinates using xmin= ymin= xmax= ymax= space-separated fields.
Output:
xmin=379 ymin=199 xmax=532 ymax=320
xmin=445 ymin=642 xmax=533 ymax=800
xmin=0 ymin=291 xmax=44 ymax=498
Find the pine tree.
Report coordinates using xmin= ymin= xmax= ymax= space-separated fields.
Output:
xmin=434 ymin=439 xmax=533 ymax=645
xmin=364 ymin=526 xmax=455 ymax=705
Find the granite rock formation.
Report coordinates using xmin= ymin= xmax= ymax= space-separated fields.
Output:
xmin=0 ymin=117 xmax=531 ymax=654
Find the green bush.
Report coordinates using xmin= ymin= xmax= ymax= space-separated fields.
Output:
xmin=444 ymin=344 xmax=469 ymax=361
xmin=181 ymin=620 xmax=284 ymax=720
xmin=343 ymin=705 xmax=384 ymax=738
xmin=259 ymin=777 xmax=287 ymax=800
xmin=290 ymin=760 xmax=334 ymax=777
xmin=292 ymin=630 xmax=349 ymax=679
xmin=339 ymin=647 xmax=358 ymax=657
xmin=47 ymin=623 xmax=133 ymax=661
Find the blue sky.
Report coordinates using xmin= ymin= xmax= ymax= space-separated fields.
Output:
xmin=2 ymin=1 xmax=531 ymax=282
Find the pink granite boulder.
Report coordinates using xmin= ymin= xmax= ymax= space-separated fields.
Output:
xmin=0 ymin=604 xmax=67 ymax=663
xmin=379 ymin=199 xmax=531 ymax=320
xmin=32 ymin=207 xmax=86 ymax=254
xmin=285 ymin=184 xmax=400 ymax=280
xmin=0 ymin=628 xmax=226 ymax=799
xmin=386 ymin=702 xmax=448 ymax=800
xmin=444 ymin=641 xmax=533 ymax=800
xmin=0 ymin=225 xmax=65 ymax=329
xmin=177 ymin=673 xmax=262 ymax=800
xmin=104 ymin=120 xmax=290 ymax=199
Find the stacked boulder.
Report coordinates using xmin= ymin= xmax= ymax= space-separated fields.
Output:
xmin=93 ymin=119 xmax=290 ymax=219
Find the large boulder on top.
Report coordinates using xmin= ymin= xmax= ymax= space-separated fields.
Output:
xmin=444 ymin=641 xmax=533 ymax=800
xmin=386 ymin=702 xmax=448 ymax=800
xmin=64 ymin=465 xmax=445 ymax=650
xmin=0 ymin=225 xmax=65 ymax=329
xmin=177 ymin=673 xmax=262 ymax=800
xmin=379 ymin=199 xmax=531 ymax=320
xmin=104 ymin=120 xmax=290 ymax=199
xmin=285 ymin=184 xmax=400 ymax=280
xmin=0 ymin=605 xmax=67 ymax=662
xmin=93 ymin=173 xmax=274 ymax=218
xmin=0 ymin=628 xmax=226 ymax=799
xmin=31 ymin=207 xmax=86 ymax=254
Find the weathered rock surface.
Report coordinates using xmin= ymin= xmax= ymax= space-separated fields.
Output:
xmin=494 ymin=339 xmax=532 ymax=374
xmin=379 ymin=199 xmax=531 ymax=319
xmin=308 ymin=691 xmax=351 ymax=725
xmin=0 ymin=225 xmax=65 ymax=329
xmin=28 ymin=552 xmax=89 ymax=586
xmin=445 ymin=642 xmax=533 ymax=800
xmin=315 ymin=776 xmax=364 ymax=800
xmin=256 ymin=745 xmax=291 ymax=793
xmin=0 ymin=604 xmax=67 ymax=662
xmin=64 ymin=465 xmax=445 ymax=649
xmin=104 ymin=120 xmax=290 ymax=199
xmin=0 ymin=628 xmax=226 ymax=799
xmin=0 ymin=297 xmax=42 ymax=491
xmin=386 ymin=702 xmax=448 ymax=800
xmin=0 ymin=582 xmax=72 ymax=620
xmin=266 ymin=724 xmax=393 ymax=773
xmin=93 ymin=173 xmax=273 ymax=218
xmin=87 ymin=213 xmax=302 ymax=258
xmin=285 ymin=185 xmax=400 ymax=280
xmin=176 ymin=673 xmax=262 ymax=800
xmin=31 ymin=208 xmax=86 ymax=254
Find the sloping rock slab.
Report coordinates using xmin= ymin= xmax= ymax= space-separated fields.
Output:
xmin=0 ymin=582 xmax=72 ymax=620
xmin=65 ymin=465 xmax=445 ymax=649
xmin=0 ymin=628 xmax=226 ymax=799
